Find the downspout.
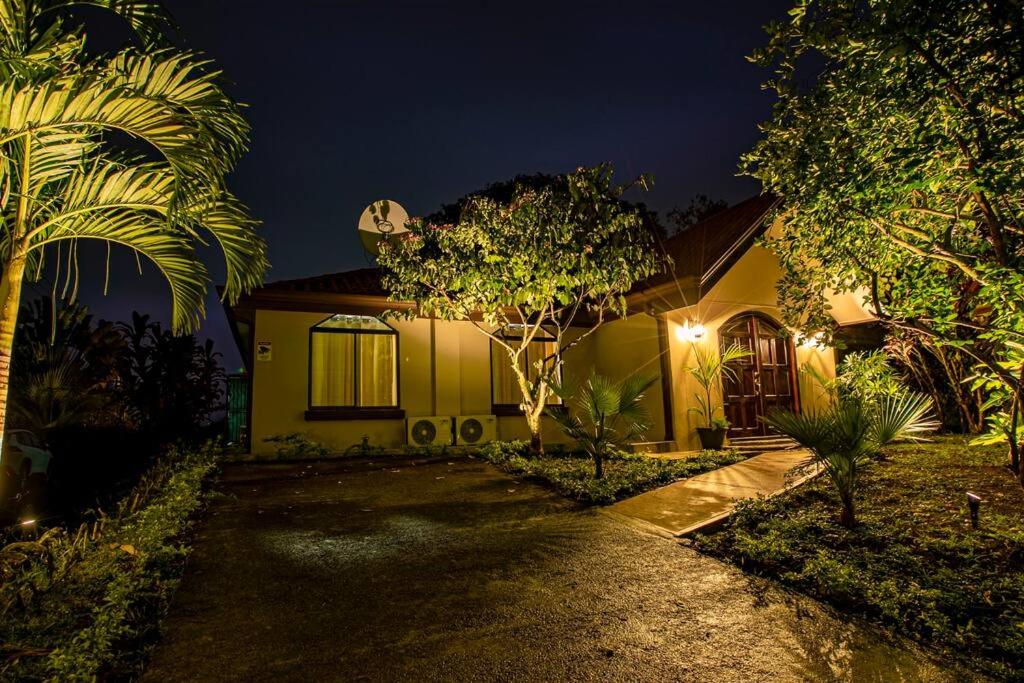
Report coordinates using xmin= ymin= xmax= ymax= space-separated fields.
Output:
xmin=655 ymin=314 xmax=675 ymax=443
xmin=430 ymin=317 xmax=437 ymax=415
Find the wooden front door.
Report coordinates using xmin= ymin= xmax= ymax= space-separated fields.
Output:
xmin=719 ymin=314 xmax=798 ymax=437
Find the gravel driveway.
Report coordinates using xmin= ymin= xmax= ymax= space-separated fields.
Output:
xmin=143 ymin=456 xmax=974 ymax=682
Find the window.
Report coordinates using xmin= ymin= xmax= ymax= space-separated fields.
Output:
xmin=309 ymin=315 xmax=397 ymax=409
xmin=490 ymin=329 xmax=562 ymax=408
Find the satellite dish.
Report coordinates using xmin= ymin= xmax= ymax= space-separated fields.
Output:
xmin=358 ymin=199 xmax=410 ymax=255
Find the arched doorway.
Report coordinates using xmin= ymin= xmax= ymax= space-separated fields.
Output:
xmin=718 ymin=313 xmax=799 ymax=437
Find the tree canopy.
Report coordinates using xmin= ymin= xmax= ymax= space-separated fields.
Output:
xmin=744 ymin=0 xmax=1024 ymax=468
xmin=0 ymin=0 xmax=265 ymax=447
xmin=377 ymin=164 xmax=666 ymax=451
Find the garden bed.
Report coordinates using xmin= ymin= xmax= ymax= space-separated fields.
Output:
xmin=478 ymin=441 xmax=746 ymax=505
xmin=0 ymin=442 xmax=221 ymax=680
xmin=693 ymin=436 xmax=1024 ymax=679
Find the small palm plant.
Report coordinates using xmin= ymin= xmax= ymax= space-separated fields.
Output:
xmin=763 ymin=393 xmax=938 ymax=528
xmin=548 ymin=373 xmax=657 ymax=479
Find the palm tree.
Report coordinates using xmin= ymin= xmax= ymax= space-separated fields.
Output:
xmin=0 ymin=1 xmax=267 ymax=450
xmin=548 ymin=373 xmax=657 ymax=479
xmin=763 ymin=394 xmax=938 ymax=527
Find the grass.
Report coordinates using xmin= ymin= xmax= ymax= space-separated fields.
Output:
xmin=478 ymin=440 xmax=746 ymax=505
xmin=0 ymin=442 xmax=220 ymax=680
xmin=694 ymin=435 xmax=1024 ymax=680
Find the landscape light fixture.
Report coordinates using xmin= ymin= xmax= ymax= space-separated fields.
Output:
xmin=966 ymin=492 xmax=982 ymax=529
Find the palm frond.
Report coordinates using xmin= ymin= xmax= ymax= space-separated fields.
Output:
xmin=0 ymin=0 xmax=28 ymax=50
xmin=868 ymin=392 xmax=939 ymax=445
xmin=762 ymin=408 xmax=836 ymax=454
xmin=0 ymin=61 xmax=232 ymax=202
xmin=109 ymin=50 xmax=249 ymax=167
xmin=0 ymin=4 xmax=263 ymax=338
xmin=612 ymin=374 xmax=656 ymax=437
xmin=29 ymin=206 xmax=208 ymax=333
xmin=183 ymin=191 xmax=266 ymax=303
xmin=25 ymin=130 xmax=96 ymax=197
xmin=581 ymin=373 xmax=619 ymax=422
xmin=39 ymin=0 xmax=174 ymax=46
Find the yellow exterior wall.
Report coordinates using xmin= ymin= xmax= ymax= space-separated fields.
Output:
xmin=251 ymin=310 xmax=431 ymax=453
xmin=662 ymin=244 xmax=837 ymax=451
xmin=249 ymin=310 xmax=579 ymax=454
xmin=584 ymin=313 xmax=668 ymax=443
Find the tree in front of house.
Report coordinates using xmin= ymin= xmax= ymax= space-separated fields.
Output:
xmin=743 ymin=0 xmax=1024 ymax=480
xmin=0 ymin=1 xmax=267 ymax=451
xmin=378 ymin=164 xmax=665 ymax=454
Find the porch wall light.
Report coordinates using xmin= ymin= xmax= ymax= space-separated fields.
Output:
xmin=676 ymin=319 xmax=707 ymax=343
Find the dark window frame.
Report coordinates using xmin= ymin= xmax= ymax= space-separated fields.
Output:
xmin=306 ymin=315 xmax=401 ymax=420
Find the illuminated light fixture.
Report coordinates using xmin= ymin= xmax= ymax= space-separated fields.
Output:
xmin=19 ymin=519 xmax=36 ymax=526
xmin=676 ymin=319 xmax=707 ymax=343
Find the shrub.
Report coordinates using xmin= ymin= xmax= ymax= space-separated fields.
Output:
xmin=547 ymin=373 xmax=658 ymax=479
xmin=0 ymin=442 xmax=220 ymax=680
xmin=478 ymin=441 xmax=745 ymax=504
xmin=263 ymin=432 xmax=330 ymax=459
xmin=764 ymin=395 xmax=937 ymax=527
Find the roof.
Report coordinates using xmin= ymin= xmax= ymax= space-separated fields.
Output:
xmin=229 ymin=193 xmax=780 ymax=314
xmin=644 ymin=193 xmax=781 ymax=292
xmin=253 ymin=266 xmax=387 ymax=297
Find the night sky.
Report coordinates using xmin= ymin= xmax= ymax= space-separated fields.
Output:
xmin=34 ymin=0 xmax=792 ymax=371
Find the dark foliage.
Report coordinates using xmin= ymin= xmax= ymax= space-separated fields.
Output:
xmin=114 ymin=312 xmax=225 ymax=441
xmin=666 ymin=194 xmax=728 ymax=235
xmin=0 ymin=443 xmax=220 ymax=680
xmin=425 ymin=171 xmax=669 ymax=238
xmin=3 ymin=299 xmax=226 ymax=525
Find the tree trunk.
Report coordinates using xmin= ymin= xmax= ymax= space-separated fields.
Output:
xmin=839 ymin=497 xmax=856 ymax=528
xmin=593 ymin=451 xmax=604 ymax=480
xmin=1009 ymin=396 xmax=1020 ymax=475
xmin=528 ymin=429 xmax=543 ymax=457
xmin=0 ymin=253 xmax=27 ymax=454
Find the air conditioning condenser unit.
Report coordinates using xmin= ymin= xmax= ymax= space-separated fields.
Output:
xmin=455 ymin=415 xmax=497 ymax=446
xmin=406 ymin=416 xmax=453 ymax=447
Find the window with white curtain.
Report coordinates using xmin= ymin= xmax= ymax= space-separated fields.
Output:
xmin=309 ymin=315 xmax=397 ymax=408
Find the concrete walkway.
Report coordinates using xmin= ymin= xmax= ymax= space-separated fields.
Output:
xmin=609 ymin=449 xmax=814 ymax=536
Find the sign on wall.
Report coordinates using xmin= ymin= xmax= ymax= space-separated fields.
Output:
xmin=256 ymin=341 xmax=272 ymax=362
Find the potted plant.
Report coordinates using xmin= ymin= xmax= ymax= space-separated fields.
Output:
xmin=698 ymin=415 xmax=731 ymax=450
xmin=684 ymin=342 xmax=752 ymax=450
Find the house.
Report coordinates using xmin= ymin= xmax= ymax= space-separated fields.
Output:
xmin=223 ymin=194 xmax=875 ymax=455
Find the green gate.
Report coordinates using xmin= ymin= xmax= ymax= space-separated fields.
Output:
xmin=226 ymin=373 xmax=249 ymax=448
